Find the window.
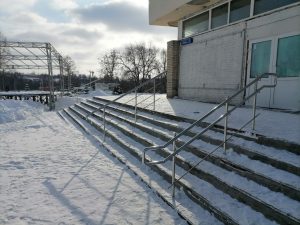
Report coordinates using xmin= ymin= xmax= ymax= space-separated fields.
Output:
xmin=182 ymin=0 xmax=299 ymax=38
xmin=211 ymin=3 xmax=228 ymax=29
xmin=250 ymin=41 xmax=271 ymax=78
xmin=230 ymin=0 xmax=251 ymax=23
xmin=254 ymin=0 xmax=300 ymax=15
xmin=183 ymin=12 xmax=209 ymax=37
xmin=277 ymin=35 xmax=300 ymax=77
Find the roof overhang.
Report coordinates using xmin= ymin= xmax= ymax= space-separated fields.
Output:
xmin=149 ymin=0 xmax=224 ymax=26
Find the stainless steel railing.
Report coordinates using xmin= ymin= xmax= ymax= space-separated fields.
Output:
xmin=69 ymin=77 xmax=104 ymax=94
xmin=82 ymin=81 xmax=165 ymax=138
xmin=85 ymin=71 xmax=167 ymax=141
xmin=142 ymin=73 xmax=277 ymax=195
xmin=168 ymin=112 xmax=261 ymax=193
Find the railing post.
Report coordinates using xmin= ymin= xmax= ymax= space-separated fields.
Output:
xmin=135 ymin=90 xmax=137 ymax=123
xmin=153 ymin=78 xmax=156 ymax=111
xmin=103 ymin=107 xmax=106 ymax=142
xmin=223 ymin=98 xmax=229 ymax=153
xmin=252 ymin=82 xmax=258 ymax=131
xmin=142 ymin=151 xmax=145 ymax=164
xmin=172 ymin=132 xmax=176 ymax=198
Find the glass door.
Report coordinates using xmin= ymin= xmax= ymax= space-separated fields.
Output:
xmin=247 ymin=39 xmax=274 ymax=108
xmin=247 ymin=34 xmax=300 ymax=110
xmin=272 ymin=34 xmax=300 ymax=109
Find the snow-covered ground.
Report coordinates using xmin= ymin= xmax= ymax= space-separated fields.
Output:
xmin=0 ymin=100 xmax=45 ymax=124
xmin=0 ymin=100 xmax=185 ymax=225
xmin=0 ymin=91 xmax=51 ymax=96
xmin=99 ymin=94 xmax=300 ymax=144
xmin=55 ymin=90 xmax=109 ymax=110
xmin=1 ymin=90 xmax=299 ymax=224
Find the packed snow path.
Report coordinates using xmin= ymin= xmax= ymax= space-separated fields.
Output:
xmin=0 ymin=101 xmax=185 ymax=225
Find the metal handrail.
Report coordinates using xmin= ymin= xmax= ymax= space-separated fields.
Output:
xmin=168 ymin=112 xmax=261 ymax=190
xmin=69 ymin=77 xmax=103 ymax=93
xmin=80 ymin=78 xmax=103 ymax=89
xmin=85 ymin=79 xmax=165 ymax=127
xmin=142 ymin=73 xmax=277 ymax=165
xmin=85 ymin=71 xmax=167 ymax=141
xmin=85 ymin=71 xmax=166 ymax=119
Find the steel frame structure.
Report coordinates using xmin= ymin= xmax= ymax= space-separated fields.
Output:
xmin=0 ymin=41 xmax=65 ymax=110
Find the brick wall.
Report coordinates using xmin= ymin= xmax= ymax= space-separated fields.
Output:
xmin=167 ymin=40 xmax=180 ymax=98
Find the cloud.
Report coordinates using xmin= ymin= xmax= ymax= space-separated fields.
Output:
xmin=0 ymin=0 xmax=176 ymax=74
xmin=50 ymin=0 xmax=78 ymax=10
xmin=106 ymin=0 xmax=148 ymax=8
xmin=71 ymin=2 xmax=149 ymax=32
xmin=0 ymin=0 xmax=37 ymax=13
xmin=60 ymin=27 xmax=103 ymax=41
xmin=10 ymin=31 xmax=59 ymax=43
xmin=9 ymin=12 xmax=48 ymax=25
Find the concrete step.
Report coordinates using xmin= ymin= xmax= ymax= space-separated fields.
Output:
xmin=92 ymin=96 xmax=300 ymax=155
xmin=65 ymin=107 xmax=285 ymax=225
xmin=81 ymin=100 xmax=300 ymax=201
xmin=85 ymin=99 xmax=300 ymax=176
xmin=63 ymin=108 xmax=236 ymax=225
xmin=70 ymin=104 xmax=300 ymax=225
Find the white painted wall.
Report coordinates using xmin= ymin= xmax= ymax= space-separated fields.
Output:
xmin=179 ymin=23 xmax=246 ymax=104
xmin=178 ymin=5 xmax=300 ymax=110
xmin=246 ymin=5 xmax=300 ymax=110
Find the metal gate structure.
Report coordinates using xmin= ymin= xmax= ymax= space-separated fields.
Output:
xmin=0 ymin=41 xmax=65 ymax=110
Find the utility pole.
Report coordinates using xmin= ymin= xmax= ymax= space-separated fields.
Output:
xmin=46 ymin=43 xmax=55 ymax=110
xmin=89 ymin=70 xmax=94 ymax=89
xmin=69 ymin=72 xmax=72 ymax=91
xmin=1 ymin=69 xmax=4 ymax=91
xmin=59 ymin=56 xmax=64 ymax=95
xmin=13 ymin=73 xmax=16 ymax=90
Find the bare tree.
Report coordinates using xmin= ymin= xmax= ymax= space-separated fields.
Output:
xmin=98 ymin=49 xmax=119 ymax=82
xmin=119 ymin=43 xmax=159 ymax=86
xmin=63 ymin=55 xmax=76 ymax=74
xmin=63 ymin=55 xmax=76 ymax=90
xmin=155 ymin=49 xmax=167 ymax=74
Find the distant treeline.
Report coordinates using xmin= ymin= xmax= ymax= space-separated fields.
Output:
xmin=1 ymin=28 xmax=167 ymax=93
xmin=0 ymin=71 xmax=93 ymax=91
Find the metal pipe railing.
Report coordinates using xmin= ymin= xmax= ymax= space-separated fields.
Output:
xmin=172 ymin=132 xmax=176 ymax=197
xmin=82 ymin=77 xmax=163 ymax=141
xmin=142 ymin=73 xmax=277 ymax=165
xmin=168 ymin=112 xmax=261 ymax=190
xmin=69 ymin=77 xmax=104 ymax=94
xmin=85 ymin=71 xmax=166 ymax=142
xmin=85 ymin=71 xmax=166 ymax=119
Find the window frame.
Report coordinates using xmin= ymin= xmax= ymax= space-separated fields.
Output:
xmin=181 ymin=0 xmax=300 ymax=39
xmin=253 ymin=0 xmax=300 ymax=16
xmin=274 ymin=32 xmax=300 ymax=78
xmin=249 ymin=40 xmax=273 ymax=78
xmin=229 ymin=0 xmax=252 ymax=23
xmin=248 ymin=32 xmax=300 ymax=80
xmin=182 ymin=9 xmax=210 ymax=38
xmin=211 ymin=3 xmax=229 ymax=29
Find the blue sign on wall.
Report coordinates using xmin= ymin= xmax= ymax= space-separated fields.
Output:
xmin=181 ymin=37 xmax=193 ymax=45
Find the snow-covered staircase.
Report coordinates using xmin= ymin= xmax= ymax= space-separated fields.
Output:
xmin=59 ymin=96 xmax=300 ymax=225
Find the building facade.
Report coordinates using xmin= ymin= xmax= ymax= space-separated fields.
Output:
xmin=149 ymin=0 xmax=300 ymax=110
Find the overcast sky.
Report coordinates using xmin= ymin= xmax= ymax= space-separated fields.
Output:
xmin=0 ymin=0 xmax=176 ymax=75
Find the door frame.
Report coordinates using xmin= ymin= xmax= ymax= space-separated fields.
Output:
xmin=246 ymin=32 xmax=300 ymax=109
xmin=246 ymin=37 xmax=275 ymax=108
